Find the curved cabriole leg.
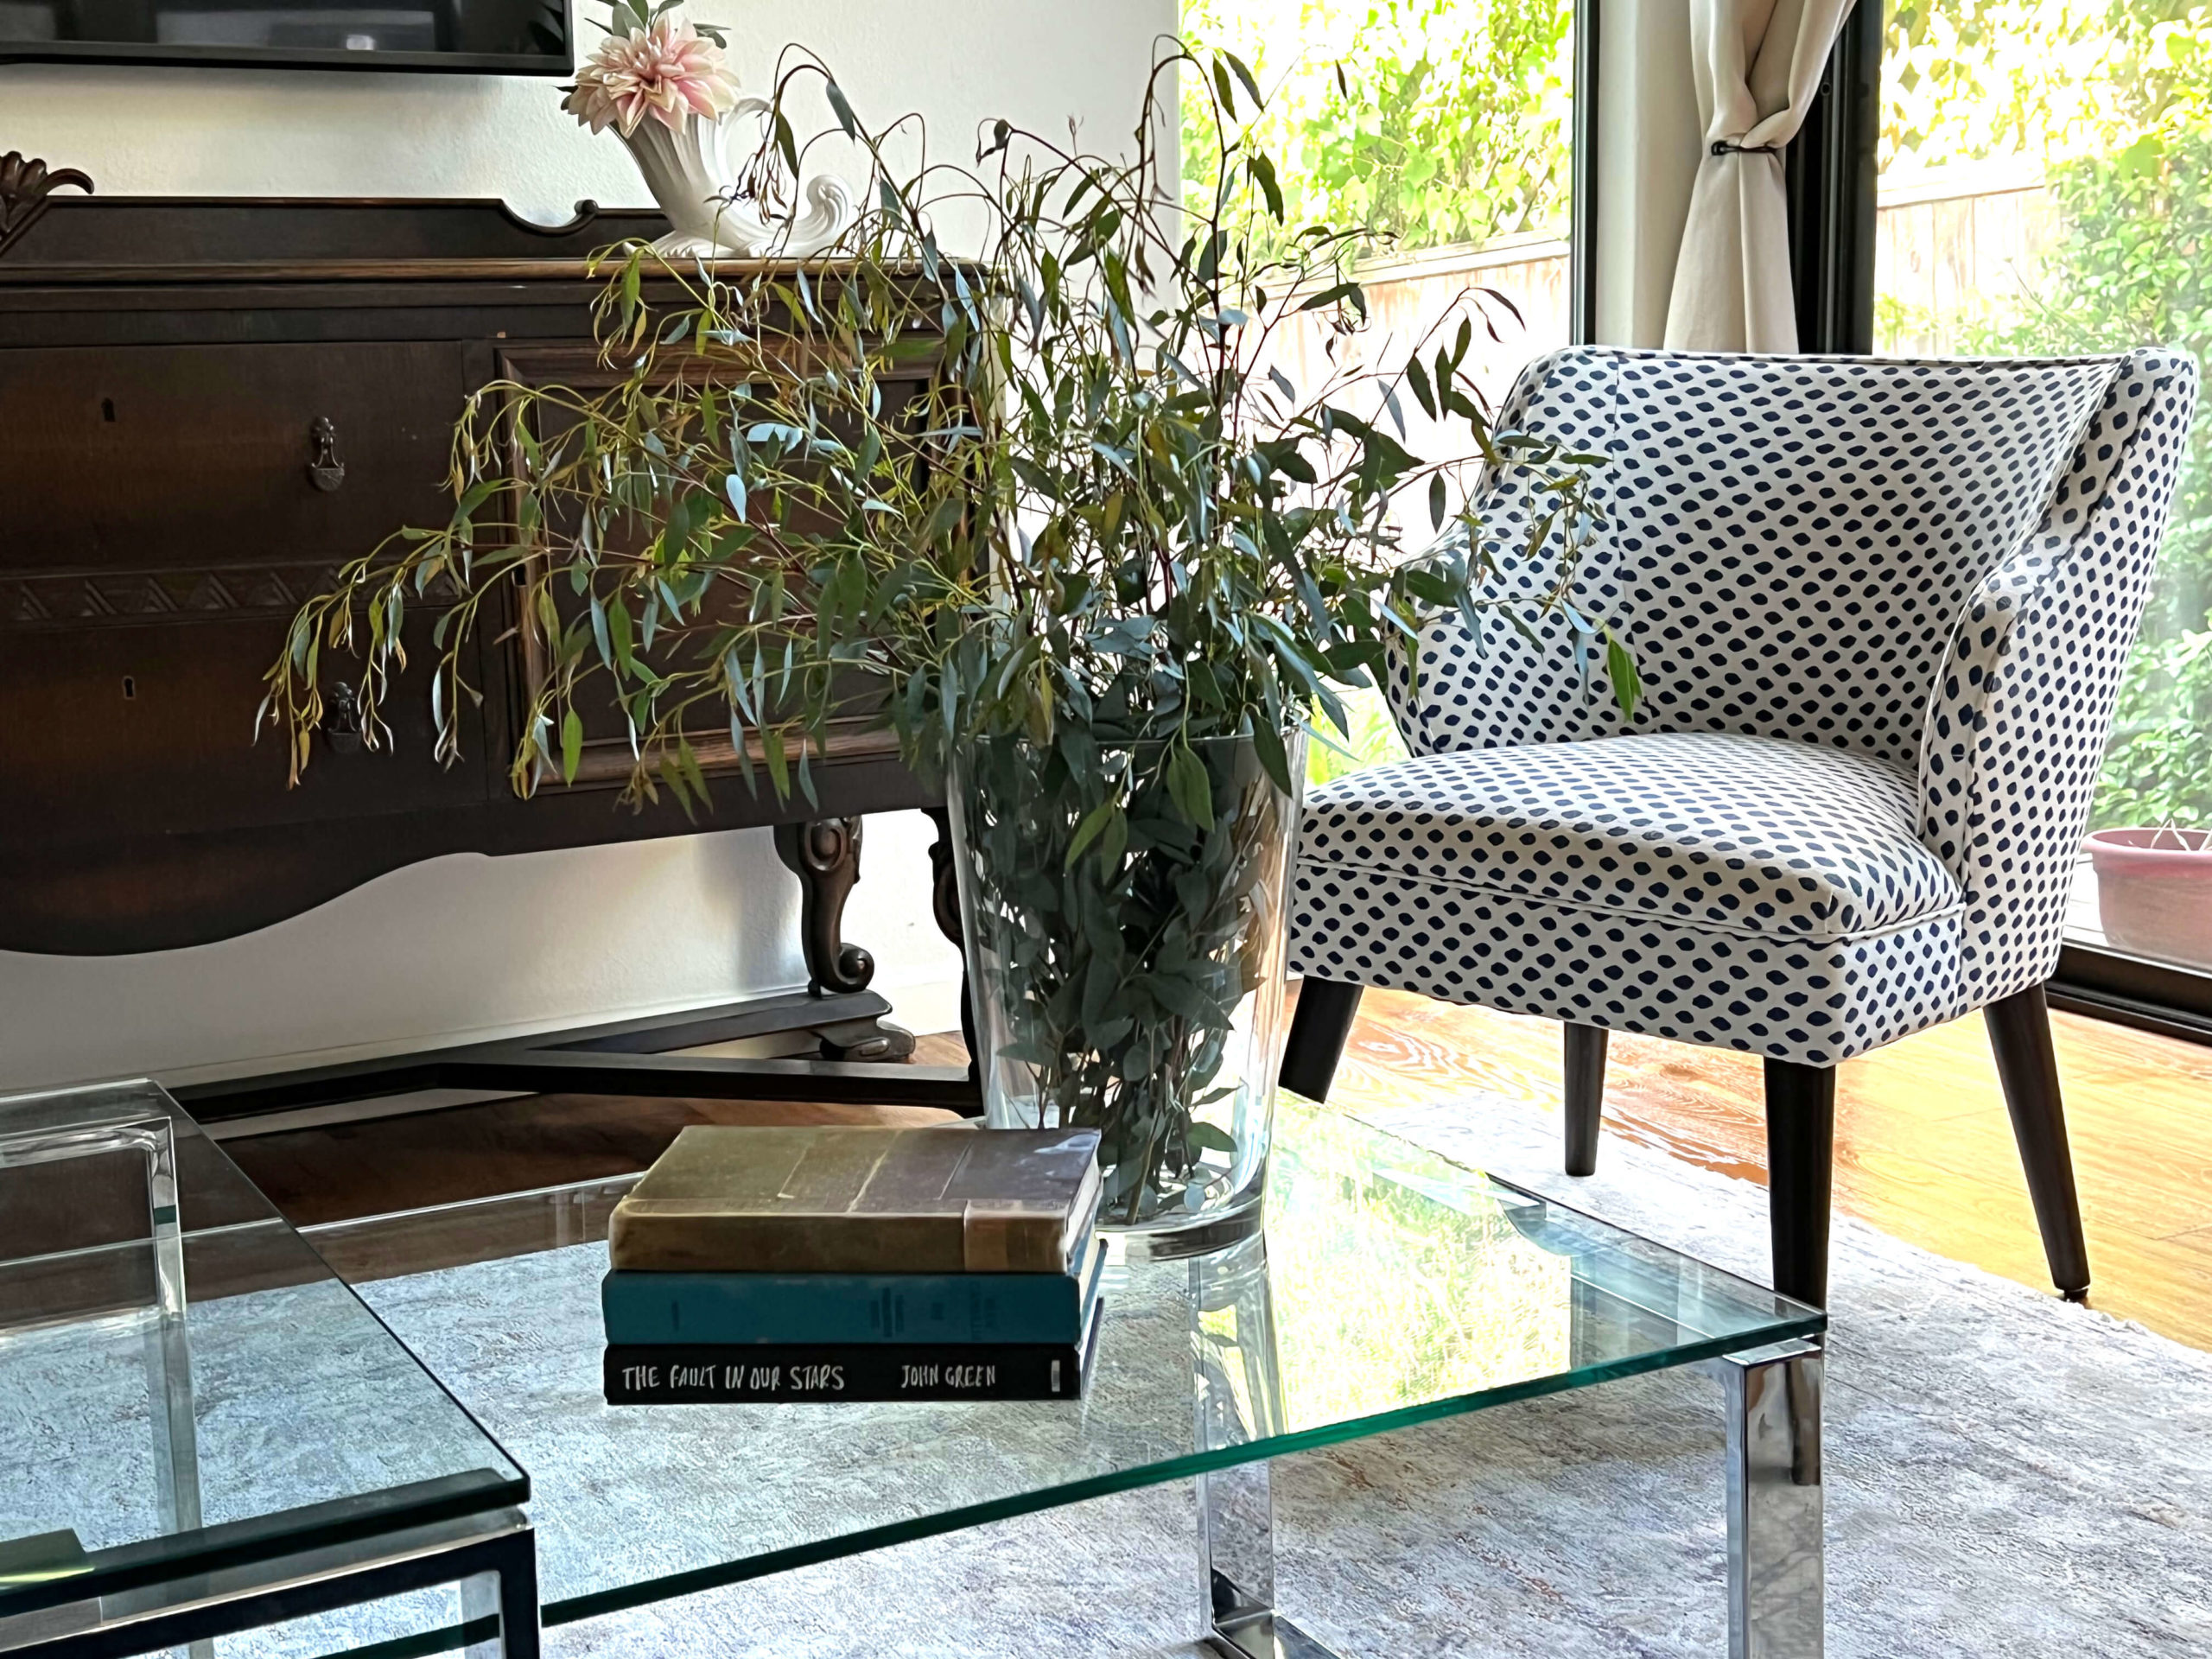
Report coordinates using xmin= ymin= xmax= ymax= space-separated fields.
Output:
xmin=774 ymin=817 xmax=874 ymax=995
xmin=773 ymin=817 xmax=916 ymax=1063
xmin=924 ymin=806 xmax=981 ymax=1087
xmin=1986 ymin=983 xmax=2092 ymax=1301
xmin=1763 ymin=1059 xmax=1837 ymax=1309
xmin=1563 ymin=1022 xmax=1608 ymax=1177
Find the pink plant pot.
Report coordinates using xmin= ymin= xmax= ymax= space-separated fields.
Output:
xmin=2085 ymin=828 xmax=2212 ymax=969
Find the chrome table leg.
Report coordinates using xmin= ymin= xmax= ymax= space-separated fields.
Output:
xmin=1189 ymin=1231 xmax=1823 ymax=1656
xmin=1196 ymin=1459 xmax=1338 ymax=1659
xmin=1192 ymin=1236 xmax=1341 ymax=1659
xmin=1713 ymin=1338 xmax=1825 ymax=1658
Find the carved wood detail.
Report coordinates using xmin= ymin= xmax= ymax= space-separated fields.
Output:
xmin=0 ymin=563 xmax=460 ymax=631
xmin=776 ymin=816 xmax=874 ymax=995
xmin=0 ymin=154 xmax=92 ymax=260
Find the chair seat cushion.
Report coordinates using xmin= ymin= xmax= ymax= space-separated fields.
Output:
xmin=1298 ymin=732 xmax=1961 ymax=944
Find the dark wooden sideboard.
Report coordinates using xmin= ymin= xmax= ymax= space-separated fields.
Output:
xmin=0 ymin=166 xmax=974 ymax=1113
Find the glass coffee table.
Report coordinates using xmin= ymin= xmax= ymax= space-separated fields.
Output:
xmin=318 ymin=1096 xmax=1826 ymax=1658
xmin=4 ymin=1082 xmax=1826 ymax=1658
xmin=0 ymin=1081 xmax=538 ymax=1659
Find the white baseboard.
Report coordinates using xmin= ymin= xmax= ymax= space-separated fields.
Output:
xmin=875 ymin=970 xmax=965 ymax=1044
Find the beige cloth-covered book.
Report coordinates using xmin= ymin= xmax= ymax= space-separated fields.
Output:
xmin=608 ymin=1126 xmax=1103 ymax=1274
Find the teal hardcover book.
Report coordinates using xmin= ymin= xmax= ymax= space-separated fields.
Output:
xmin=601 ymin=1234 xmax=1105 ymax=1346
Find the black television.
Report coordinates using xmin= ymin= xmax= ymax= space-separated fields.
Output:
xmin=0 ymin=0 xmax=570 ymax=73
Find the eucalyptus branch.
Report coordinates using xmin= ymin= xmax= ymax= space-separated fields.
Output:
xmin=263 ymin=43 xmax=1635 ymax=819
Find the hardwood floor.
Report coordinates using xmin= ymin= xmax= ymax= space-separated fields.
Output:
xmin=223 ymin=1037 xmax=985 ymax=1232
xmin=218 ymin=992 xmax=2212 ymax=1351
xmin=1311 ymin=983 xmax=2212 ymax=1351
xmin=226 ymin=1093 xmax=966 ymax=1229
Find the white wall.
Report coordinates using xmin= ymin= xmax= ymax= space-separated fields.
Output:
xmin=0 ymin=0 xmax=1178 ymax=220
xmin=0 ymin=0 xmax=1173 ymax=1091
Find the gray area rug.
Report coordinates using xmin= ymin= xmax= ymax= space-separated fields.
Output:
xmin=506 ymin=1093 xmax=2212 ymax=1658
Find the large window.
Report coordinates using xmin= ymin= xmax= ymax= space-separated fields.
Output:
xmin=1180 ymin=0 xmax=1580 ymax=785
xmin=1874 ymin=3 xmax=2212 ymax=979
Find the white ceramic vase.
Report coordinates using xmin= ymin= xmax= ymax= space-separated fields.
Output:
xmin=620 ymin=99 xmax=854 ymax=258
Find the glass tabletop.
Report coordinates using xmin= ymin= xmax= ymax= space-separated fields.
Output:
xmin=0 ymin=1080 xmax=528 ymax=1627
xmin=306 ymin=1097 xmax=1821 ymax=1642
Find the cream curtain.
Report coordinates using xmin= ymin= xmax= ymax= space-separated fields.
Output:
xmin=1662 ymin=0 xmax=1858 ymax=353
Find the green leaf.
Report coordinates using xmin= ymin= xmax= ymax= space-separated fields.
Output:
xmin=1428 ymin=473 xmax=1447 ymax=531
xmin=1097 ymin=804 xmax=1129 ymax=870
xmin=1605 ymin=631 xmax=1644 ymax=717
xmin=560 ymin=707 xmax=583 ymax=784
xmin=1065 ymin=799 xmax=1120 ymax=868
xmin=677 ymin=734 xmax=709 ymax=804
xmin=1247 ymin=153 xmax=1284 ymax=222
xmin=1186 ymin=1121 xmax=1236 ymax=1156
xmin=1298 ymin=280 xmax=1366 ymax=317
xmin=1166 ymin=744 xmax=1212 ymax=826
xmin=450 ymin=480 xmax=496 ymax=530
xmin=606 ymin=594 xmax=635 ymax=671
xmin=1405 ymin=355 xmax=1437 ymax=420
xmin=1250 ymin=721 xmax=1293 ymax=797
xmin=588 ymin=592 xmax=613 ymax=669
xmin=824 ymin=79 xmax=859 ymax=138
xmin=1221 ymin=49 xmax=1263 ymax=111
xmin=762 ymin=726 xmax=791 ymax=798
xmin=1146 ymin=970 xmax=1211 ymax=1021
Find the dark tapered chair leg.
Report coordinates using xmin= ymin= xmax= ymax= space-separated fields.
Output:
xmin=1563 ymin=1023 xmax=1608 ymax=1177
xmin=1763 ymin=1059 xmax=1837 ymax=1308
xmin=1280 ymin=978 xmax=1364 ymax=1103
xmin=1986 ymin=983 xmax=2092 ymax=1301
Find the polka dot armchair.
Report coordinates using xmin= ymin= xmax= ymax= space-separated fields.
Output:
xmin=1283 ymin=346 xmax=2200 ymax=1307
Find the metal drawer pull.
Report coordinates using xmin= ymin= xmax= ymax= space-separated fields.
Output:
xmin=326 ymin=682 xmax=364 ymax=753
xmin=308 ymin=416 xmax=346 ymax=493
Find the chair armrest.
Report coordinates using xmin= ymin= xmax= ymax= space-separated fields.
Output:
xmin=1918 ymin=351 xmax=2197 ymax=1004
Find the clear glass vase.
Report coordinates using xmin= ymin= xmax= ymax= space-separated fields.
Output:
xmin=945 ymin=730 xmax=1304 ymax=1257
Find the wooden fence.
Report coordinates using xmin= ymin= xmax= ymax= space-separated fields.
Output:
xmin=1287 ymin=157 xmax=2063 ymax=392
xmin=1242 ymin=162 xmax=2058 ymax=547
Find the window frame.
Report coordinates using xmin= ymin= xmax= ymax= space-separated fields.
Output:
xmin=1785 ymin=2 xmax=2212 ymax=1043
xmin=1569 ymin=0 xmax=1601 ymax=344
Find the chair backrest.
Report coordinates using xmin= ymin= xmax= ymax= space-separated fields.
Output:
xmin=1389 ymin=347 xmax=2130 ymax=770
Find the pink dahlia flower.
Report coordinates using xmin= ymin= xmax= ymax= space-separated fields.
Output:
xmin=563 ymin=17 xmax=739 ymax=137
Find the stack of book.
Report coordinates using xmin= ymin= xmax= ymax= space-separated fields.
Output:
xmin=601 ymin=1124 xmax=1106 ymax=1404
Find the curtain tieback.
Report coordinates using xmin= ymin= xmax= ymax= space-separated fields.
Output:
xmin=1710 ymin=138 xmax=1782 ymax=156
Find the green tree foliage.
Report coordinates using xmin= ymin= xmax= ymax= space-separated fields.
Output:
xmin=1968 ymin=125 xmax=2212 ymax=825
xmin=1899 ymin=2 xmax=2212 ymax=824
xmin=1883 ymin=1 xmax=2210 ymax=170
xmin=1181 ymin=0 xmax=1574 ymax=261
xmin=1179 ymin=0 xmax=1575 ymax=778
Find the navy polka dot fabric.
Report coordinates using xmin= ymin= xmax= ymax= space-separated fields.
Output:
xmin=1292 ymin=346 xmax=2199 ymax=1066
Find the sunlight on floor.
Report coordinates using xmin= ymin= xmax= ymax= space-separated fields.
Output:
xmin=1306 ymin=984 xmax=2212 ymax=1352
